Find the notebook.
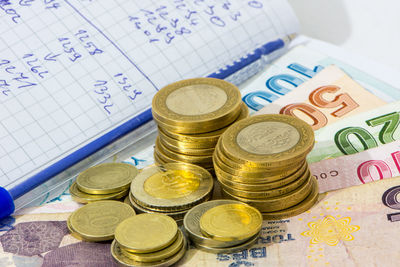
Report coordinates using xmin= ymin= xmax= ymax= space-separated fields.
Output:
xmin=0 ymin=0 xmax=299 ymax=212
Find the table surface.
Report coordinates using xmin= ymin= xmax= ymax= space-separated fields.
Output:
xmin=288 ymin=0 xmax=400 ymax=71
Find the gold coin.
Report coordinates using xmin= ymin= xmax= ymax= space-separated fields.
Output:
xmin=154 ymin=150 xmax=214 ymax=172
xmin=193 ymin=232 xmax=260 ymax=254
xmin=159 ymin=101 xmax=249 ymax=144
xmin=215 ymin=162 xmax=307 ymax=191
xmin=222 ymin=174 xmax=315 ymax=212
xmin=128 ymin=193 xmax=189 ymax=221
xmin=213 ymin=149 xmax=305 ymax=180
xmin=130 ymin=163 xmax=213 ymax=212
xmin=214 ymin=153 xmax=306 ymax=185
xmin=111 ymin=237 xmax=187 ymax=267
xmin=262 ymin=179 xmax=320 ymax=220
xmin=219 ymin=168 xmax=311 ymax=198
xmin=200 ymin=203 xmax=262 ymax=242
xmin=152 ymin=78 xmax=242 ymax=133
xmin=158 ymin=127 xmax=217 ymax=149
xmin=220 ymin=115 xmax=314 ymax=168
xmin=69 ymin=200 xmax=135 ymax=242
xmin=115 ymin=213 xmax=178 ymax=253
xmin=69 ymin=182 xmax=129 ymax=204
xmin=155 ymin=137 xmax=213 ymax=165
xmin=183 ymin=200 xmax=252 ymax=248
xmin=76 ymin=163 xmax=139 ymax=194
xmin=120 ymin=229 xmax=184 ymax=263
xmin=67 ymin=216 xmax=84 ymax=240
xmin=215 ymin=138 xmax=304 ymax=172
xmin=159 ymin=135 xmax=215 ymax=156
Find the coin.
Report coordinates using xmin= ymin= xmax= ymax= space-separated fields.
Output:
xmin=159 ymin=101 xmax=249 ymax=144
xmin=216 ymin=138 xmax=304 ymax=172
xmin=220 ymin=115 xmax=314 ymax=168
xmin=183 ymin=200 xmax=255 ymax=248
xmin=155 ymin=137 xmax=213 ymax=165
xmin=214 ymin=164 xmax=305 ymax=191
xmin=115 ymin=214 xmax=178 ymax=253
xmin=159 ymin=135 xmax=215 ymax=156
xmin=262 ymin=178 xmax=320 ymax=220
xmin=128 ymin=192 xmax=188 ymax=221
xmin=69 ymin=182 xmax=129 ymax=203
xmin=76 ymin=163 xmax=139 ymax=194
xmin=154 ymin=150 xmax=214 ymax=173
xmin=219 ymin=168 xmax=311 ymax=198
xmin=193 ymin=232 xmax=260 ymax=254
xmin=221 ymin=174 xmax=315 ymax=212
xmin=158 ymin=127 xmax=217 ymax=149
xmin=67 ymin=216 xmax=83 ymax=240
xmin=152 ymin=78 xmax=242 ymax=133
xmin=213 ymin=150 xmax=305 ymax=180
xmin=120 ymin=229 xmax=184 ymax=263
xmin=68 ymin=200 xmax=135 ymax=242
xmin=214 ymin=153 xmax=307 ymax=184
xmin=111 ymin=237 xmax=187 ymax=267
xmin=200 ymin=203 xmax=262 ymax=242
xmin=130 ymin=163 xmax=213 ymax=212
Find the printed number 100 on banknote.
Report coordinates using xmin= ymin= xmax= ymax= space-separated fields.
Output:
xmin=240 ymin=45 xmax=400 ymax=112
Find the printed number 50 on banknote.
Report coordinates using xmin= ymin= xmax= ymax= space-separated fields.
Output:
xmin=240 ymin=45 xmax=400 ymax=112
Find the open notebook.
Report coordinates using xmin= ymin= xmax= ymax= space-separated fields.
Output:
xmin=0 ymin=0 xmax=299 ymax=211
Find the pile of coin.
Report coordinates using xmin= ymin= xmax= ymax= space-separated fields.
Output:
xmin=67 ymin=200 xmax=136 ymax=241
xmin=152 ymin=78 xmax=248 ymax=171
xmin=214 ymin=114 xmax=319 ymax=219
xmin=125 ymin=163 xmax=213 ymax=225
xmin=111 ymin=214 xmax=187 ymax=266
xmin=69 ymin=163 xmax=139 ymax=203
xmin=183 ymin=200 xmax=262 ymax=253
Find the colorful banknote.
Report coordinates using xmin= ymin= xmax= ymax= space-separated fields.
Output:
xmin=308 ymin=101 xmax=400 ymax=163
xmin=310 ymin=140 xmax=400 ymax=192
xmin=254 ymin=65 xmax=386 ymax=130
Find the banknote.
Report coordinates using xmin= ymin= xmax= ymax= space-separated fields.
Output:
xmin=310 ymin=140 xmax=400 ymax=192
xmin=240 ymin=44 xmax=400 ymax=113
xmin=2 ymin=176 xmax=400 ymax=266
xmin=180 ymin=177 xmax=400 ymax=267
xmin=308 ymin=101 xmax=400 ymax=163
xmin=254 ymin=65 xmax=386 ymax=130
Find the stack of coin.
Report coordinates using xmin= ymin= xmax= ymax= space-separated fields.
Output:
xmin=111 ymin=214 xmax=187 ymax=266
xmin=152 ymin=78 xmax=248 ymax=171
xmin=67 ymin=200 xmax=136 ymax=241
xmin=214 ymin=114 xmax=319 ymax=219
xmin=183 ymin=200 xmax=262 ymax=253
xmin=69 ymin=163 xmax=139 ymax=203
xmin=126 ymin=163 xmax=213 ymax=225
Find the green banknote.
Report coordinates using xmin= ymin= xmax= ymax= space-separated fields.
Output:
xmin=308 ymin=101 xmax=400 ymax=163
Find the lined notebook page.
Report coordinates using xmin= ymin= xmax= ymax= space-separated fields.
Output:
xmin=0 ymin=0 xmax=298 ymax=189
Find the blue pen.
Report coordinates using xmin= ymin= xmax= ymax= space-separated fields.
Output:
xmin=208 ymin=34 xmax=296 ymax=80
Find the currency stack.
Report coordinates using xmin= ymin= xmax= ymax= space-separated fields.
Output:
xmin=111 ymin=214 xmax=187 ymax=266
xmin=126 ymin=163 xmax=214 ymax=225
xmin=183 ymin=200 xmax=262 ymax=253
xmin=69 ymin=163 xmax=138 ymax=203
xmin=152 ymin=78 xmax=248 ymax=171
xmin=213 ymin=114 xmax=319 ymax=219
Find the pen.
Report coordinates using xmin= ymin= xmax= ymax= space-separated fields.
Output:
xmin=208 ymin=34 xmax=296 ymax=82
